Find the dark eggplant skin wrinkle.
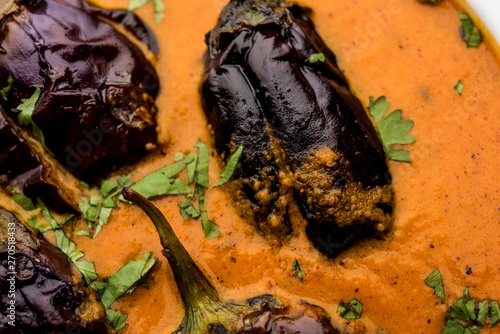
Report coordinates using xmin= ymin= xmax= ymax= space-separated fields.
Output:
xmin=202 ymin=0 xmax=394 ymax=257
xmin=0 ymin=207 xmax=111 ymax=333
xmin=0 ymin=0 xmax=160 ymax=183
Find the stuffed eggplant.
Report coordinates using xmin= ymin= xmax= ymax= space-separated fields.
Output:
xmin=0 ymin=106 xmax=83 ymax=213
xmin=0 ymin=207 xmax=111 ymax=333
xmin=202 ymin=0 xmax=394 ymax=257
xmin=123 ymin=187 xmax=341 ymax=334
xmin=0 ymin=0 xmax=160 ymax=183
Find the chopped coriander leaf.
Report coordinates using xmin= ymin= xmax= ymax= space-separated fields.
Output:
xmin=174 ymin=151 xmax=185 ymax=161
xmin=106 ymin=309 xmax=128 ymax=332
xmin=308 ymin=53 xmax=325 ymax=63
xmin=442 ymin=319 xmax=465 ymax=334
xmin=196 ymin=186 xmax=220 ymax=238
xmin=477 ymin=300 xmax=489 ymax=326
xmin=100 ymin=179 xmax=118 ymax=197
xmin=178 ymin=199 xmax=200 ymax=220
xmin=337 ymin=299 xmax=363 ymax=320
xmin=491 ymin=300 xmax=499 ymax=326
xmin=468 ymin=29 xmax=481 ymax=48
xmin=368 ymin=96 xmax=416 ymax=163
xmin=1 ymin=75 xmax=14 ymax=100
xmin=27 ymin=216 xmax=52 ymax=233
xmin=454 ymin=80 xmax=464 ymax=96
xmin=194 ymin=140 xmax=210 ymax=187
xmin=291 ymin=258 xmax=304 ymax=281
xmin=92 ymin=252 xmax=157 ymax=309
xmin=458 ymin=11 xmax=482 ymax=47
xmin=128 ymin=0 xmax=165 ymax=24
xmin=16 ymin=88 xmax=53 ymax=155
xmin=80 ymin=181 xmax=91 ymax=190
xmin=424 ymin=268 xmax=445 ymax=303
xmin=214 ymin=144 xmax=244 ymax=187
xmin=464 ymin=326 xmax=480 ymax=334
xmin=185 ymin=152 xmax=198 ymax=183
xmin=11 ymin=190 xmax=36 ymax=211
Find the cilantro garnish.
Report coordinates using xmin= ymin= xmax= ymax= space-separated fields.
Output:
xmin=291 ymin=257 xmax=304 ymax=281
xmin=424 ymin=270 xmax=500 ymax=332
xmin=308 ymin=53 xmax=325 ymax=64
xmin=337 ymin=299 xmax=363 ymax=320
xmin=92 ymin=252 xmax=157 ymax=331
xmin=128 ymin=0 xmax=165 ymax=24
xmin=369 ymin=96 xmax=416 ymax=163
xmin=458 ymin=11 xmax=482 ymax=48
xmin=78 ymin=140 xmax=237 ymax=239
xmin=214 ymin=144 xmax=244 ymax=187
xmin=424 ymin=268 xmax=445 ymax=304
xmin=16 ymin=88 xmax=53 ymax=155
xmin=1 ymin=75 xmax=14 ymax=100
xmin=11 ymin=190 xmax=36 ymax=211
xmin=454 ymin=80 xmax=465 ymax=96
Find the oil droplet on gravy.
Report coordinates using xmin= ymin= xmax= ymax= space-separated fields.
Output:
xmin=10 ymin=0 xmax=500 ymax=333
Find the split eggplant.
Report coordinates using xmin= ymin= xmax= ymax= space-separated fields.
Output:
xmin=0 ymin=106 xmax=83 ymax=213
xmin=0 ymin=0 xmax=160 ymax=183
xmin=0 ymin=207 xmax=111 ymax=333
xmin=123 ymin=187 xmax=340 ymax=334
xmin=201 ymin=0 xmax=394 ymax=257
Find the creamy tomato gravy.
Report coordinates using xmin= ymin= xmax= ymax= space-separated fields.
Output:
xmin=4 ymin=0 xmax=499 ymax=332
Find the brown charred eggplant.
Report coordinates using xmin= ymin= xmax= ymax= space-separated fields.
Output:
xmin=0 ymin=106 xmax=83 ymax=213
xmin=0 ymin=0 xmax=160 ymax=183
xmin=202 ymin=0 xmax=394 ymax=257
xmin=0 ymin=207 xmax=111 ymax=333
xmin=123 ymin=187 xmax=340 ymax=334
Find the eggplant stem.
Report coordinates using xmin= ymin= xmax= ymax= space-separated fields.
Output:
xmin=122 ymin=187 xmax=220 ymax=310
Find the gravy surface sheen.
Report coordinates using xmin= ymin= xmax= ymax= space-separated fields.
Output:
xmin=4 ymin=0 xmax=499 ymax=333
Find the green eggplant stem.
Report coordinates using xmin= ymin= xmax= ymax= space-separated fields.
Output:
xmin=122 ymin=187 xmax=220 ymax=310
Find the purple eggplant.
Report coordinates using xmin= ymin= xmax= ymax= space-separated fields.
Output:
xmin=0 ymin=0 xmax=160 ymax=183
xmin=201 ymin=0 xmax=394 ymax=257
xmin=0 ymin=207 xmax=111 ymax=333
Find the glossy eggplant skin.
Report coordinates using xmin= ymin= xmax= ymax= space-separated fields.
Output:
xmin=0 ymin=107 xmax=80 ymax=213
xmin=202 ymin=0 xmax=393 ymax=256
xmin=0 ymin=207 xmax=111 ymax=333
xmin=0 ymin=0 xmax=160 ymax=183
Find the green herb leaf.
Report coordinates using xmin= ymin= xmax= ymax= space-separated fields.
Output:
xmin=464 ymin=326 xmax=480 ymax=334
xmin=92 ymin=252 xmax=157 ymax=308
xmin=16 ymin=88 xmax=53 ymax=155
xmin=476 ymin=299 xmax=489 ymax=326
xmin=74 ymin=260 xmax=98 ymax=284
xmin=101 ymin=180 xmax=117 ymax=197
xmin=178 ymin=199 xmax=200 ymax=220
xmin=11 ymin=191 xmax=36 ymax=211
xmin=197 ymin=186 xmax=220 ymax=238
xmin=442 ymin=319 xmax=465 ymax=334
xmin=74 ymin=230 xmax=90 ymax=237
xmin=454 ymin=80 xmax=464 ymax=96
xmin=194 ymin=140 xmax=210 ymax=187
xmin=80 ymin=181 xmax=91 ymax=190
xmin=491 ymin=300 xmax=499 ymax=326
xmin=458 ymin=11 xmax=482 ymax=47
xmin=291 ymin=257 xmax=304 ymax=281
xmin=214 ymin=144 xmax=244 ymax=187
xmin=106 ymin=309 xmax=128 ymax=332
xmin=128 ymin=0 xmax=165 ymax=24
xmin=424 ymin=268 xmax=445 ymax=304
xmin=468 ymin=28 xmax=482 ymax=47
xmin=308 ymin=53 xmax=325 ymax=63
xmin=337 ymin=299 xmax=363 ymax=320
xmin=368 ymin=96 xmax=416 ymax=162
xmin=1 ymin=75 xmax=14 ymax=100
xmin=27 ymin=216 xmax=52 ymax=233
xmin=185 ymin=152 xmax=198 ymax=184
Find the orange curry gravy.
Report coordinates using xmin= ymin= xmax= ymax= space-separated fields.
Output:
xmin=4 ymin=0 xmax=500 ymax=332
